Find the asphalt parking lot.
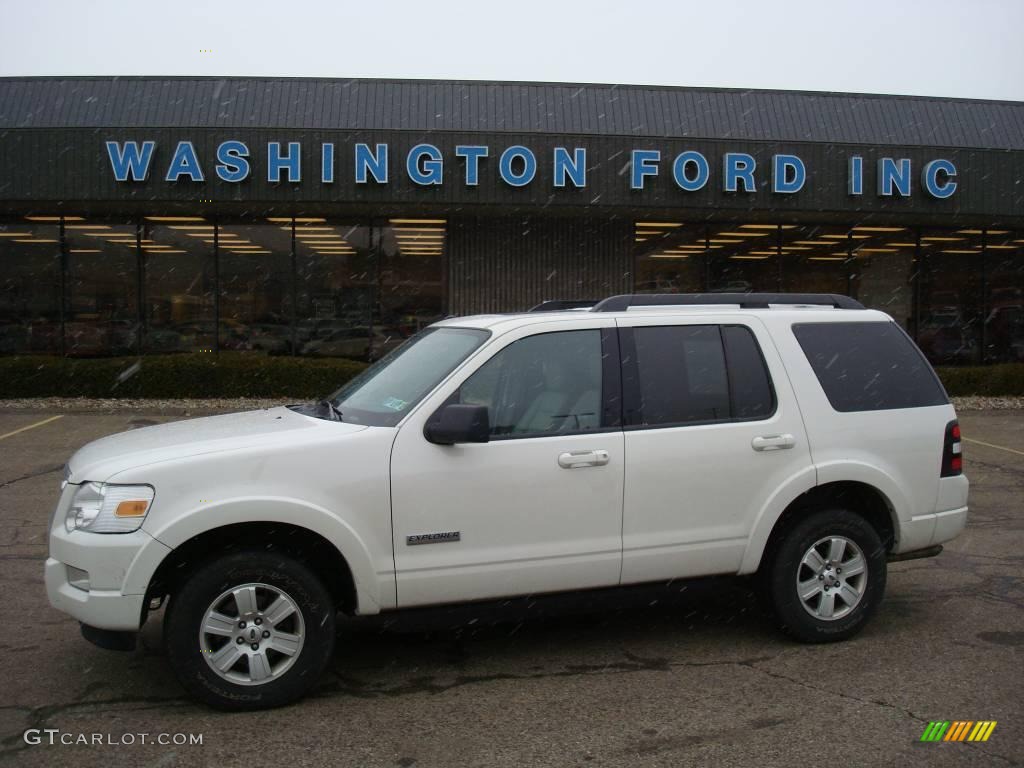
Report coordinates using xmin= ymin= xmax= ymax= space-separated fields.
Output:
xmin=0 ymin=407 xmax=1021 ymax=767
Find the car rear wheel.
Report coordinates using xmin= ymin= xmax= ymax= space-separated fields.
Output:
xmin=164 ymin=549 xmax=336 ymax=710
xmin=763 ymin=509 xmax=887 ymax=643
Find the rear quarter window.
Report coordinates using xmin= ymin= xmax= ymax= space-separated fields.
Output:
xmin=793 ymin=321 xmax=948 ymax=412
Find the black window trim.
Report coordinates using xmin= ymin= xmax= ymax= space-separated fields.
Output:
xmin=444 ymin=325 xmax=623 ymax=442
xmin=619 ymin=322 xmax=778 ymax=433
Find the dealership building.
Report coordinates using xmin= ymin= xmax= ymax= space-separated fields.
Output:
xmin=1 ymin=76 xmax=1022 ymax=364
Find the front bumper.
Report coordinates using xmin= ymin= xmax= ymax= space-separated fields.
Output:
xmin=46 ymin=484 xmax=171 ymax=631
xmin=45 ymin=558 xmax=147 ymax=631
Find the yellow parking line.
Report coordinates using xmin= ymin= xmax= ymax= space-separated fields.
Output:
xmin=0 ymin=414 xmax=64 ymax=441
xmin=963 ymin=437 xmax=1024 ymax=458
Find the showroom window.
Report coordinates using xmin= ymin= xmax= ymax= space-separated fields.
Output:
xmin=633 ymin=221 xmax=704 ymax=294
xmin=293 ymin=218 xmax=376 ymax=360
xmin=0 ymin=219 xmax=61 ymax=355
xmin=984 ymin=229 xmax=1024 ymax=363
xmin=918 ymin=227 xmax=985 ymax=365
xmin=218 ymin=222 xmax=292 ymax=355
xmin=64 ymin=219 xmax=138 ymax=357
xmin=140 ymin=217 xmax=216 ymax=354
xmin=377 ymin=219 xmax=446 ymax=356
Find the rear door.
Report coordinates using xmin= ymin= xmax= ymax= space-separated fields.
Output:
xmin=618 ymin=315 xmax=812 ymax=583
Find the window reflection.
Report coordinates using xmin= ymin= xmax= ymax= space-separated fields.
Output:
xmin=919 ymin=228 xmax=985 ymax=365
xmin=65 ymin=220 xmax=138 ymax=356
xmin=294 ymin=219 xmax=376 ymax=360
xmin=632 ymin=222 xmax=702 ymax=293
xmin=379 ymin=219 xmax=446 ymax=351
xmin=0 ymin=220 xmax=61 ymax=354
xmin=984 ymin=230 xmax=1024 ymax=363
xmin=709 ymin=224 xmax=785 ymax=292
xmin=219 ymin=223 xmax=292 ymax=354
xmin=847 ymin=227 xmax=915 ymax=330
xmin=141 ymin=220 xmax=215 ymax=353
xmin=780 ymin=224 xmax=851 ymax=296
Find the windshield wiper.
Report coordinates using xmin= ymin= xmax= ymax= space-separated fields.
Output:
xmin=317 ymin=399 xmax=344 ymax=422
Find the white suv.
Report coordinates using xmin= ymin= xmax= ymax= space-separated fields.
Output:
xmin=45 ymin=293 xmax=969 ymax=709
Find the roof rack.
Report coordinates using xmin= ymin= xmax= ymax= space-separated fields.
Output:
xmin=590 ymin=293 xmax=865 ymax=312
xmin=528 ymin=299 xmax=599 ymax=312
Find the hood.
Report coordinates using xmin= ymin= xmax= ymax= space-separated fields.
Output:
xmin=67 ymin=406 xmax=367 ymax=482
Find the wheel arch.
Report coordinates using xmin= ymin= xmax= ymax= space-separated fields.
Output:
xmin=131 ymin=498 xmax=386 ymax=616
xmin=746 ymin=480 xmax=898 ymax=574
xmin=144 ymin=521 xmax=360 ymax=617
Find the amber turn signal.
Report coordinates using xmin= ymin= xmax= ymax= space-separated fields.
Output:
xmin=115 ymin=500 xmax=150 ymax=517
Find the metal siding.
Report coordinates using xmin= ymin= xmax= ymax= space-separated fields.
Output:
xmin=448 ymin=216 xmax=632 ymax=314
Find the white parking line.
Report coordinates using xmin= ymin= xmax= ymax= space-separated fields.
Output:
xmin=963 ymin=437 xmax=1024 ymax=458
xmin=0 ymin=415 xmax=64 ymax=441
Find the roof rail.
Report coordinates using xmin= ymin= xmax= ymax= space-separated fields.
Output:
xmin=528 ymin=299 xmax=599 ymax=312
xmin=591 ymin=293 xmax=865 ymax=312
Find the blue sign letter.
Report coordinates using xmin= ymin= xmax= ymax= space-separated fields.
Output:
xmin=921 ymin=159 xmax=957 ymax=199
xmin=355 ymin=143 xmax=388 ymax=184
xmin=772 ymin=154 xmax=805 ymax=194
xmin=215 ymin=140 xmax=250 ymax=183
xmin=106 ymin=141 xmax=156 ymax=182
xmin=848 ymin=155 xmax=863 ymax=195
xmin=456 ymin=145 xmax=488 ymax=186
xmin=878 ymin=158 xmax=911 ymax=196
xmin=165 ymin=141 xmax=204 ymax=182
xmin=268 ymin=142 xmax=301 ymax=183
xmin=724 ymin=153 xmax=756 ymax=193
xmin=407 ymin=144 xmax=443 ymax=186
xmin=631 ymin=150 xmax=660 ymax=190
xmin=672 ymin=151 xmax=709 ymax=192
xmin=322 ymin=143 xmax=334 ymax=184
xmin=499 ymin=146 xmax=537 ymax=187
xmin=553 ymin=147 xmax=586 ymax=188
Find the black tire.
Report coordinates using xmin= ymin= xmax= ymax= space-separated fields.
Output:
xmin=762 ymin=509 xmax=887 ymax=643
xmin=164 ymin=549 xmax=336 ymax=710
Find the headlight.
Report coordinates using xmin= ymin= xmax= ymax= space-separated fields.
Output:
xmin=65 ymin=482 xmax=154 ymax=534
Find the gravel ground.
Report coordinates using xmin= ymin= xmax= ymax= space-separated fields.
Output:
xmin=0 ymin=395 xmax=1021 ymax=414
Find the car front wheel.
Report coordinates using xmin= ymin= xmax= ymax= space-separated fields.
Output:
xmin=764 ymin=509 xmax=887 ymax=643
xmin=164 ymin=550 xmax=336 ymax=709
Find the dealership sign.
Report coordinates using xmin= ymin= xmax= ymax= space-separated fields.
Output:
xmin=105 ymin=140 xmax=958 ymax=199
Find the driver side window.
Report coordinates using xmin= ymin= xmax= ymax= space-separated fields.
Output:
xmin=458 ymin=330 xmax=603 ymax=438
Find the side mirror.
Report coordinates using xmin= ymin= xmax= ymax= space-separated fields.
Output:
xmin=424 ymin=404 xmax=490 ymax=445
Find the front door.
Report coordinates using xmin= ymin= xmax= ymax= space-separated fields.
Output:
xmin=390 ymin=323 xmax=624 ymax=607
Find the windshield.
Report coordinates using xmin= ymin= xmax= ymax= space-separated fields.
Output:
xmin=327 ymin=327 xmax=491 ymax=426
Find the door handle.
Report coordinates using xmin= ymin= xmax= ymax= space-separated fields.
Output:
xmin=558 ymin=450 xmax=610 ymax=468
xmin=751 ymin=434 xmax=796 ymax=451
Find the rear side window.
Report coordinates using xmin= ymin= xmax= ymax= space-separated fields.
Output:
xmin=793 ymin=321 xmax=948 ymax=412
xmin=625 ymin=324 xmax=775 ymax=427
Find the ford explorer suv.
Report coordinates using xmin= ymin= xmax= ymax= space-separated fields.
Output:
xmin=46 ymin=292 xmax=969 ymax=709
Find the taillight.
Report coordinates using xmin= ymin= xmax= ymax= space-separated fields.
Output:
xmin=941 ymin=420 xmax=962 ymax=477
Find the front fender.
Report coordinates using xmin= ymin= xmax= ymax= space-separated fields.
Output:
xmin=131 ymin=497 xmax=385 ymax=615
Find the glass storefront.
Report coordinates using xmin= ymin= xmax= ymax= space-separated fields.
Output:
xmin=1 ymin=214 xmax=1020 ymax=366
xmin=142 ymin=219 xmax=216 ymax=354
xmin=985 ymin=230 xmax=1024 ymax=363
xmin=0 ymin=220 xmax=61 ymax=354
xmin=633 ymin=221 xmax=1024 ymax=365
xmin=65 ymin=220 xmax=139 ymax=356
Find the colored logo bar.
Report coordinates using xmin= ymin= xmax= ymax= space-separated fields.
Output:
xmin=920 ymin=721 xmax=997 ymax=742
